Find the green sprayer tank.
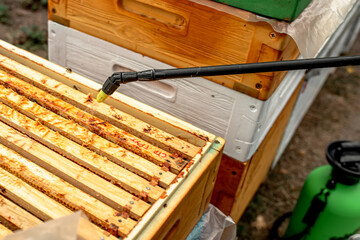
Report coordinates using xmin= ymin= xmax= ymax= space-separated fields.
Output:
xmin=284 ymin=141 xmax=360 ymax=239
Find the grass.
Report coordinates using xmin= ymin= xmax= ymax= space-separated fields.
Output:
xmin=22 ymin=0 xmax=47 ymax=11
xmin=0 ymin=2 xmax=10 ymax=24
xmin=17 ymin=25 xmax=47 ymax=51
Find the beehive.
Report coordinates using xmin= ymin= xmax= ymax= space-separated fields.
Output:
xmin=0 ymin=40 xmax=224 ymax=239
xmin=47 ymin=21 xmax=306 ymax=224
xmin=48 ymin=0 xmax=299 ymax=100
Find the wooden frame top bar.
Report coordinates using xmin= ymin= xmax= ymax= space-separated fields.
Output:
xmin=0 ymin=84 xmax=176 ymax=188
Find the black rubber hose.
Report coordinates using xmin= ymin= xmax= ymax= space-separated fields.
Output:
xmin=150 ymin=55 xmax=360 ymax=80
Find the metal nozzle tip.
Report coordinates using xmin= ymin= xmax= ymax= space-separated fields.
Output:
xmin=96 ymin=90 xmax=108 ymax=103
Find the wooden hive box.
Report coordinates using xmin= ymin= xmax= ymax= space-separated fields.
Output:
xmin=48 ymin=0 xmax=299 ymax=100
xmin=211 ymin=76 xmax=304 ymax=222
xmin=0 ymin=40 xmax=224 ymax=240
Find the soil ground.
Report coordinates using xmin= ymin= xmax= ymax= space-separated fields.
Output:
xmin=0 ymin=0 xmax=47 ymax=58
xmin=0 ymin=1 xmax=359 ymax=239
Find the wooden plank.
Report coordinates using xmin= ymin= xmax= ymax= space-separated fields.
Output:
xmin=0 ymin=68 xmax=188 ymax=174
xmin=0 ymin=54 xmax=201 ymax=159
xmin=0 ymin=120 xmax=149 ymax=220
xmin=0 ymin=168 xmax=72 ymax=221
xmin=0 ymin=195 xmax=42 ymax=230
xmin=0 ymin=224 xmax=12 ymax=238
xmin=0 ymin=101 xmax=164 ymax=203
xmin=0 ymin=84 xmax=175 ymax=188
xmin=210 ymin=154 xmax=246 ymax=215
xmin=43 ymin=78 xmax=200 ymax=159
xmin=0 ymin=144 xmax=136 ymax=237
xmin=0 ymin=169 xmax=118 ymax=239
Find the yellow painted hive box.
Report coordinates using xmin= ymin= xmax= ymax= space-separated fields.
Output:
xmin=48 ymin=0 xmax=300 ymax=100
xmin=0 ymin=40 xmax=224 ymax=240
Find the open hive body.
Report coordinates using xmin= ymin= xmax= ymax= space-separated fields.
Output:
xmin=0 ymin=40 xmax=224 ymax=240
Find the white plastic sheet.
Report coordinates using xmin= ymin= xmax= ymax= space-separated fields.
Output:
xmin=349 ymin=234 xmax=360 ymax=240
xmin=191 ymin=0 xmax=357 ymax=58
xmin=187 ymin=204 xmax=237 ymax=240
xmin=3 ymin=211 xmax=100 ymax=240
